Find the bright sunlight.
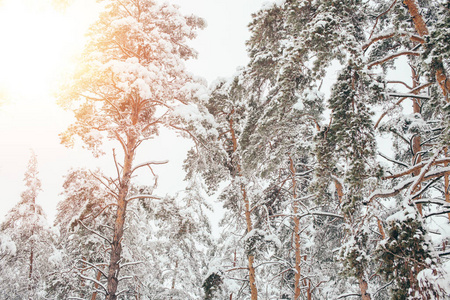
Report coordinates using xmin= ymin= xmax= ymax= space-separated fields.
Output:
xmin=0 ymin=0 xmax=99 ymax=99
xmin=0 ymin=0 xmax=100 ymax=221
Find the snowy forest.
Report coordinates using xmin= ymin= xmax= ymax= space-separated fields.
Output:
xmin=0 ymin=0 xmax=450 ymax=299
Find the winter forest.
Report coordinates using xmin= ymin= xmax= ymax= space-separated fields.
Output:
xmin=0 ymin=0 xmax=449 ymax=299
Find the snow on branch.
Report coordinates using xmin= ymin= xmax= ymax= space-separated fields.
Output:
xmin=120 ymin=261 xmax=144 ymax=268
xmin=378 ymin=151 xmax=410 ymax=168
xmin=78 ymin=220 xmax=112 ymax=244
xmin=384 ymin=92 xmax=430 ymax=100
xmin=78 ymin=259 xmax=108 ymax=279
xmin=367 ymin=51 xmax=421 ymax=69
xmin=383 ymin=158 xmax=450 ymax=179
xmin=334 ymin=293 xmax=361 ymax=299
xmin=118 ymin=275 xmax=133 ymax=282
xmin=367 ymin=166 xmax=450 ymax=203
xmin=78 ymin=273 xmax=108 ymax=294
xmin=270 ymin=211 xmax=344 ymax=220
xmin=125 ymin=194 xmax=162 ymax=202
xmin=424 ymin=210 xmax=450 ymax=218
xmin=363 ymin=31 xmax=424 ymax=50
xmin=130 ymin=160 xmax=169 ymax=175
xmin=406 ymin=148 xmax=443 ymax=197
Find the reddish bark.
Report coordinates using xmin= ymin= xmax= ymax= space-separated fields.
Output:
xmin=91 ymin=270 xmax=102 ymax=300
xmin=359 ymin=278 xmax=371 ymax=300
xmin=290 ymin=156 xmax=302 ymax=300
xmin=228 ymin=116 xmax=258 ymax=300
xmin=105 ymin=136 xmax=136 ymax=300
xmin=403 ymin=0 xmax=450 ymax=100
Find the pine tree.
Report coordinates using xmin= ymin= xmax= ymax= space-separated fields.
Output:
xmin=0 ymin=153 xmax=55 ymax=299
xmin=58 ymin=0 xmax=205 ymax=298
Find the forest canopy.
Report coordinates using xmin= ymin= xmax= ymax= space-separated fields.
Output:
xmin=0 ymin=0 xmax=449 ymax=299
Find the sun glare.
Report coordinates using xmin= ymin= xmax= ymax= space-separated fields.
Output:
xmin=0 ymin=0 xmax=98 ymax=100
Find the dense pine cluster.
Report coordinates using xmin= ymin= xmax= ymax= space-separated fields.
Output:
xmin=1 ymin=0 xmax=449 ymax=299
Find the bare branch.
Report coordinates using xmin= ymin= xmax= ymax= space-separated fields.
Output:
xmin=113 ymin=149 xmax=122 ymax=185
xmin=113 ymin=130 xmax=128 ymax=155
xmin=378 ymin=152 xmax=410 ymax=168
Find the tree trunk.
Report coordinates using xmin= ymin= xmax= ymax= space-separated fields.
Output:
xmin=358 ymin=278 xmax=371 ymax=300
xmin=404 ymin=0 xmax=450 ymax=100
xmin=229 ymin=115 xmax=258 ymax=300
xmin=28 ymin=247 xmax=33 ymax=299
xmin=105 ymin=136 xmax=136 ymax=300
xmin=290 ymin=156 xmax=302 ymax=300
xmin=445 ymin=148 xmax=450 ymax=221
xmin=243 ymin=186 xmax=258 ymax=300
xmin=91 ymin=270 xmax=102 ymax=300
xmin=411 ymin=67 xmax=423 ymax=216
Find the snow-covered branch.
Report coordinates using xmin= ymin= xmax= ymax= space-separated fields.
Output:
xmin=367 ymin=166 xmax=450 ymax=203
xmin=125 ymin=194 xmax=162 ymax=202
xmin=78 ymin=220 xmax=112 ymax=244
xmin=120 ymin=261 xmax=144 ymax=268
xmin=78 ymin=259 xmax=108 ymax=279
xmin=383 ymin=158 xmax=450 ymax=179
xmin=384 ymin=92 xmax=430 ymax=100
xmin=378 ymin=152 xmax=410 ymax=168
xmin=334 ymin=293 xmax=361 ymax=299
xmin=368 ymin=51 xmax=421 ymax=69
xmin=78 ymin=273 xmax=108 ymax=294
xmin=130 ymin=160 xmax=169 ymax=175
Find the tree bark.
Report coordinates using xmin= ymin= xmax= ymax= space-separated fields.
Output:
xmin=243 ymin=186 xmax=258 ymax=300
xmin=403 ymin=0 xmax=450 ymax=100
xmin=105 ymin=136 xmax=136 ymax=300
xmin=445 ymin=148 xmax=450 ymax=221
xmin=229 ymin=115 xmax=258 ymax=300
xmin=359 ymin=278 xmax=371 ymax=300
xmin=411 ymin=67 xmax=423 ymax=216
xmin=290 ymin=156 xmax=302 ymax=300
xmin=91 ymin=270 xmax=102 ymax=300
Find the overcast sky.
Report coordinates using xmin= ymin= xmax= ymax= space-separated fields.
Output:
xmin=0 ymin=0 xmax=270 ymax=223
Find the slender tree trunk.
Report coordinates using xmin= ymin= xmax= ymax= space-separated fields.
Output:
xmin=243 ymin=186 xmax=258 ymax=300
xmin=28 ymin=246 xmax=33 ymax=299
xmin=445 ymin=147 xmax=450 ymax=221
xmin=170 ymin=260 xmax=178 ymax=299
xmin=359 ymin=278 xmax=371 ymax=300
xmin=91 ymin=270 xmax=102 ymax=300
xmin=106 ymin=136 xmax=136 ymax=300
xmin=289 ymin=156 xmax=302 ymax=300
xmin=229 ymin=114 xmax=258 ymax=300
xmin=411 ymin=67 xmax=423 ymax=215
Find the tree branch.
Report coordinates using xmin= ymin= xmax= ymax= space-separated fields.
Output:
xmin=78 ymin=220 xmax=112 ymax=245
xmin=130 ymin=160 xmax=169 ymax=175
xmin=78 ymin=273 xmax=108 ymax=294
xmin=368 ymin=51 xmax=421 ymax=69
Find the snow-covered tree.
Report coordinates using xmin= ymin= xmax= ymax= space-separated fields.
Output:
xmin=0 ymin=153 xmax=55 ymax=299
xmin=58 ymin=0 xmax=205 ymax=298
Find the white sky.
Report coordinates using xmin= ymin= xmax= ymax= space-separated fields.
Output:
xmin=0 ymin=0 xmax=270 ymax=223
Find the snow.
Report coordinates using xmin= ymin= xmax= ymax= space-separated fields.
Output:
xmin=48 ymin=249 xmax=63 ymax=266
xmin=0 ymin=234 xmax=16 ymax=256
